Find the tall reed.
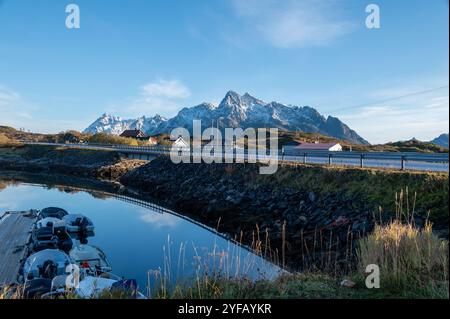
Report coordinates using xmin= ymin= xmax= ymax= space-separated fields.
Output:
xmin=357 ymin=189 xmax=449 ymax=295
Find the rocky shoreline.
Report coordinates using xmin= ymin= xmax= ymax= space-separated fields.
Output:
xmin=121 ymin=163 xmax=374 ymax=269
xmin=119 ymin=158 xmax=449 ymax=269
xmin=1 ymin=145 xmax=448 ymax=270
xmin=0 ymin=145 xmax=146 ymax=180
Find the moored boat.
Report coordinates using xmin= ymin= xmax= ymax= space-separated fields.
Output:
xmin=23 ymin=249 xmax=72 ymax=281
xmin=37 ymin=207 xmax=95 ymax=236
xmin=20 ymin=209 xmax=145 ymax=299
xmin=31 ymin=226 xmax=73 ymax=253
xmin=69 ymin=244 xmax=112 ymax=274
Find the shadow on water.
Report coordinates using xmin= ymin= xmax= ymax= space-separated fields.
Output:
xmin=0 ymin=171 xmax=120 ymax=198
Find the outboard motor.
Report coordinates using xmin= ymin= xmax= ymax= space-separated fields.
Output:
xmin=79 ymin=216 xmax=92 ymax=237
xmin=63 ymin=214 xmax=95 ymax=237
xmin=38 ymin=260 xmax=58 ymax=279
xmin=32 ymin=224 xmax=73 ymax=254
xmin=52 ymin=221 xmax=73 ymax=253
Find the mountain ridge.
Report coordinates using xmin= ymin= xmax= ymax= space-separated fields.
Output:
xmin=84 ymin=91 xmax=369 ymax=145
xmin=430 ymin=133 xmax=449 ymax=148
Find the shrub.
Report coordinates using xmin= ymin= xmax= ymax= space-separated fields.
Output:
xmin=357 ymin=220 xmax=448 ymax=296
xmin=86 ymin=133 xmax=139 ymax=146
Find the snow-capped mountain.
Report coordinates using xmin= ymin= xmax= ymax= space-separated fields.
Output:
xmin=83 ymin=114 xmax=134 ymax=135
xmin=84 ymin=113 xmax=168 ymax=136
xmin=84 ymin=91 xmax=369 ymax=144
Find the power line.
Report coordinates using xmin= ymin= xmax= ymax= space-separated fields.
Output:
xmin=331 ymin=85 xmax=449 ymax=113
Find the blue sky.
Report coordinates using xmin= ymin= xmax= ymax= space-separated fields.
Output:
xmin=0 ymin=0 xmax=448 ymax=144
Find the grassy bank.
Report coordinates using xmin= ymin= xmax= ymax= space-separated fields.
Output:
xmin=251 ymin=164 xmax=449 ymax=227
xmin=0 ymin=144 xmax=119 ymax=163
xmin=0 ymin=126 xmax=163 ymax=147
xmin=152 ymin=199 xmax=448 ymax=299
xmin=118 ymin=157 xmax=448 ymax=272
xmin=0 ymin=144 xmax=146 ymax=180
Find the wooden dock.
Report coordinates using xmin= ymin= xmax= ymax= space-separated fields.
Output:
xmin=0 ymin=211 xmax=37 ymax=286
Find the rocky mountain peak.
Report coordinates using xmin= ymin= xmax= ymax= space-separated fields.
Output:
xmin=84 ymin=90 xmax=370 ymax=145
xmin=219 ymin=90 xmax=242 ymax=108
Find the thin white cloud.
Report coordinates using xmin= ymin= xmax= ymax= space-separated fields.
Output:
xmin=0 ymin=85 xmax=90 ymax=133
xmin=424 ymin=96 xmax=449 ymax=109
xmin=339 ymin=88 xmax=449 ymax=144
xmin=0 ymin=87 xmax=20 ymax=105
xmin=0 ymin=86 xmax=20 ymax=106
xmin=230 ymin=0 xmax=353 ymax=48
xmin=123 ymin=79 xmax=191 ymax=117
xmin=0 ymin=86 xmax=34 ymax=128
xmin=142 ymin=79 xmax=191 ymax=99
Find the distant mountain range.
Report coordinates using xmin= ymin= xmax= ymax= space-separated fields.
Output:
xmin=430 ymin=133 xmax=449 ymax=148
xmin=83 ymin=91 xmax=371 ymax=145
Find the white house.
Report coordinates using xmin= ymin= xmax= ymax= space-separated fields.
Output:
xmin=173 ymin=136 xmax=190 ymax=149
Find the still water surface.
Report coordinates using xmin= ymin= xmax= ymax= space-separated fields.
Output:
xmin=0 ymin=180 xmax=280 ymax=291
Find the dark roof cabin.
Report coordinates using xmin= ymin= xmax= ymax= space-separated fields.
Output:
xmin=120 ymin=130 xmax=147 ymax=138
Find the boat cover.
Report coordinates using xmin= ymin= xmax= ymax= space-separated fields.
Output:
xmin=23 ymin=249 xmax=72 ymax=280
xmin=39 ymin=207 xmax=68 ymax=220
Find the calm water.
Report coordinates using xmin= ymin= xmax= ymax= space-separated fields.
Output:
xmin=0 ymin=180 xmax=281 ymax=291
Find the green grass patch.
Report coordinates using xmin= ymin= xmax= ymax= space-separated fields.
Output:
xmin=249 ymin=165 xmax=448 ymax=226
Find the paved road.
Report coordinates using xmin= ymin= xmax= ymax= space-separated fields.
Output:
xmin=22 ymin=142 xmax=449 ymax=172
xmin=281 ymin=155 xmax=448 ymax=172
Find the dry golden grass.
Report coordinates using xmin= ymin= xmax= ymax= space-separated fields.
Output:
xmin=359 ymin=221 xmax=448 ymax=273
xmin=357 ymin=188 xmax=448 ymax=297
xmin=0 ymin=133 xmax=22 ymax=148
xmin=86 ymin=133 xmax=140 ymax=146
xmin=358 ymin=220 xmax=448 ymax=295
xmin=0 ymin=285 xmax=22 ymax=299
